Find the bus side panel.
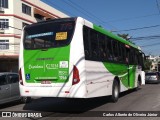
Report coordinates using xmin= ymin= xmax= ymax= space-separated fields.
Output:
xmin=67 ymin=18 xmax=87 ymax=98
xmin=85 ymin=61 xmax=114 ymax=98
xmin=141 ymin=71 xmax=145 ymax=85
xmin=103 ymin=62 xmax=129 ymax=92
xmin=129 ymin=65 xmax=141 ymax=89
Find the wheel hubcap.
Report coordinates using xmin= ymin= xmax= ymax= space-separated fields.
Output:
xmin=114 ymin=85 xmax=118 ymax=98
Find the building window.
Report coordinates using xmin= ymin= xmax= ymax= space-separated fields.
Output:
xmin=0 ymin=0 xmax=8 ymax=8
xmin=0 ymin=40 xmax=9 ymax=50
xmin=22 ymin=22 xmax=29 ymax=28
xmin=0 ymin=19 xmax=9 ymax=29
xmin=22 ymin=3 xmax=31 ymax=15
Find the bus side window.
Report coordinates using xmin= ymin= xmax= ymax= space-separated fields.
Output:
xmin=106 ymin=37 xmax=113 ymax=61
xmin=134 ymin=50 xmax=138 ymax=65
xmin=112 ymin=40 xmax=119 ymax=62
xmin=83 ymin=26 xmax=91 ymax=59
xmin=121 ymin=44 xmax=126 ymax=63
xmin=98 ymin=33 xmax=106 ymax=61
xmin=138 ymin=52 xmax=143 ymax=67
xmin=129 ymin=49 xmax=133 ymax=65
xmin=31 ymin=39 xmax=35 ymax=48
xmin=90 ymin=29 xmax=99 ymax=59
xmin=129 ymin=48 xmax=136 ymax=65
xmin=118 ymin=43 xmax=123 ymax=63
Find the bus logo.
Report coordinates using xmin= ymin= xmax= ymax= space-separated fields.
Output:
xmin=59 ymin=61 xmax=68 ymax=68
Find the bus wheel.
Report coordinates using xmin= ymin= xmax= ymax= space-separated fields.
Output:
xmin=21 ymin=97 xmax=32 ymax=104
xmin=111 ymin=80 xmax=119 ymax=103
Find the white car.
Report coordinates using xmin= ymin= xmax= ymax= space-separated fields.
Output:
xmin=145 ymin=72 xmax=160 ymax=84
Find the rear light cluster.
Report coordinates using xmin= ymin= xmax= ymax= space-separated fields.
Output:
xmin=19 ymin=66 xmax=80 ymax=86
xmin=19 ymin=68 xmax=24 ymax=85
xmin=156 ymin=75 xmax=159 ymax=79
xmin=72 ymin=65 xmax=80 ymax=85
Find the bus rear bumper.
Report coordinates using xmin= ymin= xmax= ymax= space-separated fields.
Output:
xmin=19 ymin=84 xmax=87 ymax=98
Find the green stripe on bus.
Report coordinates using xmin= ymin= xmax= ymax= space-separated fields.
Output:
xmin=103 ymin=62 xmax=136 ymax=88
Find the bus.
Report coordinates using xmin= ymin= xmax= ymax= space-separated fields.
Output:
xmin=19 ymin=17 xmax=145 ymax=102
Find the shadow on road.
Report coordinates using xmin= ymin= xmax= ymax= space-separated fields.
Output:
xmin=23 ymin=96 xmax=111 ymax=113
xmin=120 ymin=87 xmax=142 ymax=97
xmin=0 ymin=101 xmax=21 ymax=110
xmin=23 ymin=89 xmax=139 ymax=113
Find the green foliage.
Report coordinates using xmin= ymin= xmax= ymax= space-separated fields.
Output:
xmin=117 ymin=33 xmax=135 ymax=45
xmin=144 ymin=59 xmax=152 ymax=71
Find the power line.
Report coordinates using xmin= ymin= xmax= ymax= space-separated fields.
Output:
xmin=146 ymin=47 xmax=160 ymax=53
xmin=67 ymin=0 xmax=117 ymax=29
xmin=140 ymin=41 xmax=160 ymax=47
xmin=106 ymin=13 xmax=159 ymax=23
xmin=68 ymin=0 xmax=159 ymax=24
xmin=132 ymin=37 xmax=160 ymax=41
xmin=45 ymin=0 xmax=75 ymax=16
xmin=67 ymin=0 xmax=102 ymax=22
xmin=62 ymin=0 xmax=95 ymax=19
xmin=112 ymin=24 xmax=160 ymax=32
xmin=104 ymin=0 xmax=160 ymax=23
xmin=131 ymin=35 xmax=160 ymax=41
xmin=60 ymin=0 xmax=119 ymax=30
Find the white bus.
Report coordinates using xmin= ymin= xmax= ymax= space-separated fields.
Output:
xmin=19 ymin=17 xmax=145 ymax=102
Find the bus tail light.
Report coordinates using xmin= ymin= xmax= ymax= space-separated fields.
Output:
xmin=72 ymin=65 xmax=80 ymax=85
xmin=19 ymin=68 xmax=24 ymax=85
xmin=156 ymin=74 xmax=159 ymax=80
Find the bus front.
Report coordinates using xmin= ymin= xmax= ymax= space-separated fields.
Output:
xmin=19 ymin=18 xmax=85 ymax=98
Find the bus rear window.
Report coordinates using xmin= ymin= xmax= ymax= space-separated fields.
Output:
xmin=24 ymin=20 xmax=75 ymax=49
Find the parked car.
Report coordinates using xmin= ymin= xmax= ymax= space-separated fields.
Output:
xmin=145 ymin=72 xmax=160 ymax=84
xmin=0 ymin=72 xmax=31 ymax=104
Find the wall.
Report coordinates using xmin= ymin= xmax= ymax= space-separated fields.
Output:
xmin=0 ymin=0 xmax=69 ymax=72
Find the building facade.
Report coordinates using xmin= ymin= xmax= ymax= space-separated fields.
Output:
xmin=146 ymin=55 xmax=160 ymax=71
xmin=0 ymin=0 xmax=68 ymax=72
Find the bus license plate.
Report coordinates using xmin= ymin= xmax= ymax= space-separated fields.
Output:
xmin=41 ymin=80 xmax=52 ymax=84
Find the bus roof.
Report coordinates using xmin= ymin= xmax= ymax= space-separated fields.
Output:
xmin=81 ymin=17 xmax=140 ymax=50
xmin=24 ymin=17 xmax=140 ymax=50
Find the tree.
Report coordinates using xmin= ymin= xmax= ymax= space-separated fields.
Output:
xmin=117 ymin=33 xmax=135 ymax=44
xmin=144 ymin=59 xmax=152 ymax=71
xmin=117 ymin=33 xmax=130 ymax=40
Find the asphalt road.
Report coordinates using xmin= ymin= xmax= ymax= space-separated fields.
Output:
xmin=0 ymin=84 xmax=160 ymax=120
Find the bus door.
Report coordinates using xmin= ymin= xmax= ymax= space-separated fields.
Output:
xmin=125 ymin=45 xmax=130 ymax=88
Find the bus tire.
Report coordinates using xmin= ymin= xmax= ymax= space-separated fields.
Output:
xmin=111 ymin=80 xmax=119 ymax=103
xmin=21 ymin=97 xmax=32 ymax=104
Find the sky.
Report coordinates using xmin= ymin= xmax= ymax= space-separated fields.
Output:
xmin=42 ymin=0 xmax=160 ymax=56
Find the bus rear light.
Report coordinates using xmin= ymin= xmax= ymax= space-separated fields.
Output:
xmin=19 ymin=68 xmax=24 ymax=85
xmin=72 ymin=65 xmax=80 ymax=85
xmin=25 ymin=90 xmax=29 ymax=93
xmin=65 ymin=91 xmax=70 ymax=93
